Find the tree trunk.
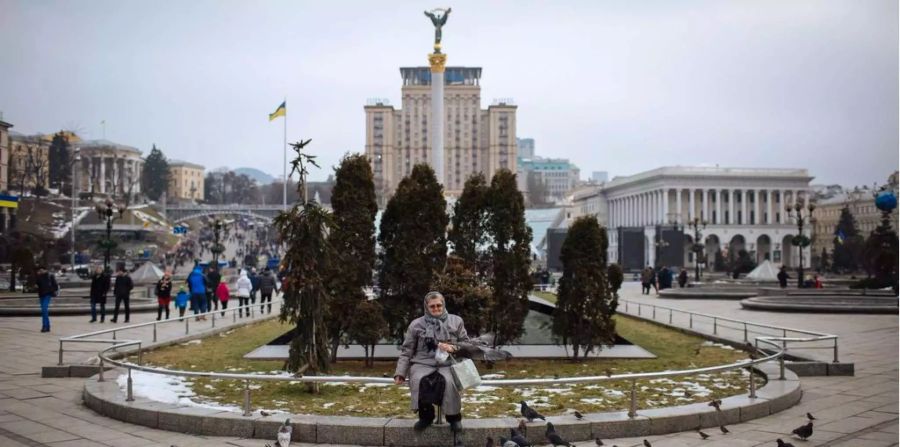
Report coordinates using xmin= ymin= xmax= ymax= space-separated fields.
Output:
xmin=330 ymin=336 xmax=340 ymax=363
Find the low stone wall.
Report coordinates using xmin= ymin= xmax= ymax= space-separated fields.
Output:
xmin=658 ymin=289 xmax=758 ymax=299
xmin=741 ymin=296 xmax=898 ymax=314
xmin=83 ymin=362 xmax=801 ymax=446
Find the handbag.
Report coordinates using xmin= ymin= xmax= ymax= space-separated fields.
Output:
xmin=448 ymin=354 xmax=482 ymax=390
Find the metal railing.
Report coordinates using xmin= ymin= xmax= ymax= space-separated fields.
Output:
xmin=58 ymin=296 xmax=284 ymax=366
xmin=73 ymin=300 xmax=837 ymax=421
xmin=619 ymin=299 xmax=840 ymax=364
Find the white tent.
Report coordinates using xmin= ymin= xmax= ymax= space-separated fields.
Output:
xmin=132 ymin=262 xmax=164 ymax=283
xmin=746 ymin=260 xmax=779 ymax=281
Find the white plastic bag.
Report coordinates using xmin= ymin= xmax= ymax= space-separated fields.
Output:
xmin=449 ymin=356 xmax=482 ymax=390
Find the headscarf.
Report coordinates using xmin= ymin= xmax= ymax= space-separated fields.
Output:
xmin=422 ymin=291 xmax=449 ymax=351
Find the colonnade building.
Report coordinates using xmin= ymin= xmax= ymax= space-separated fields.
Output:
xmin=76 ymin=140 xmax=144 ymax=198
xmin=569 ymin=166 xmax=814 ymax=272
xmin=364 ymin=66 xmax=517 ymax=205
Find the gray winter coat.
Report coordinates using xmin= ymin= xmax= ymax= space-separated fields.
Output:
xmin=394 ymin=314 xmax=470 ymax=414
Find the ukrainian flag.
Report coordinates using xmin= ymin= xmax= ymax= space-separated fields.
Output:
xmin=269 ymin=101 xmax=286 ymax=121
xmin=0 ymin=194 xmax=18 ymax=209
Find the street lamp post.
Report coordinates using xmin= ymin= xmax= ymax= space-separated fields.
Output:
xmin=688 ymin=217 xmax=708 ymax=281
xmin=70 ymin=147 xmax=81 ymax=269
xmin=785 ymin=201 xmax=816 ymax=288
xmin=210 ymin=218 xmax=225 ymax=268
xmin=96 ymin=198 xmax=125 ymax=273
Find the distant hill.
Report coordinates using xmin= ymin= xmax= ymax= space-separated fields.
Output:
xmin=234 ymin=167 xmax=275 ymax=185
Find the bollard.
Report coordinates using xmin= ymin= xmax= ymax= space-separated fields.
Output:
xmin=98 ymin=356 xmax=105 ymax=382
xmin=126 ymin=368 xmax=134 ymax=402
xmin=185 ymin=317 xmax=189 ymax=335
xmin=652 ymin=306 xmax=656 ymax=320
xmin=833 ymin=338 xmax=839 ymax=363
xmin=113 ymin=331 xmax=116 ymax=340
xmin=628 ymin=380 xmax=638 ymax=418
xmin=625 ymin=301 xmax=629 ymax=313
xmin=212 ymin=312 xmax=216 ymax=328
xmin=138 ymin=343 xmax=143 ymax=365
xmin=689 ymin=313 xmax=693 ymax=329
xmin=748 ymin=367 xmax=757 ymax=398
xmin=779 ymin=340 xmax=786 ymax=380
xmin=743 ymin=323 xmax=748 ymax=342
xmin=153 ymin=323 xmax=157 ymax=343
xmin=243 ymin=380 xmax=252 ymax=416
xmin=713 ymin=318 xmax=717 ymax=335
xmin=638 ymin=304 xmax=642 ymax=316
xmin=669 ymin=309 xmax=673 ymax=324
xmin=58 ymin=340 xmax=64 ymax=366
xmin=233 ymin=309 xmax=237 ymax=323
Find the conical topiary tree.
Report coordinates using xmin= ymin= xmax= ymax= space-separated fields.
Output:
xmin=554 ymin=215 xmax=617 ymax=360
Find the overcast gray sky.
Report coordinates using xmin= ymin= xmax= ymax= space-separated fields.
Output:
xmin=1 ymin=0 xmax=897 ymax=185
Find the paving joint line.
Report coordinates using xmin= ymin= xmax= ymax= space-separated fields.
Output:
xmin=819 ymin=416 xmax=899 ymax=446
xmin=0 ymin=426 xmax=52 ymax=447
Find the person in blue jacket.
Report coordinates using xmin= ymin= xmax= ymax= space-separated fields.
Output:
xmin=175 ymin=286 xmax=190 ymax=317
xmin=186 ymin=264 xmax=209 ymax=320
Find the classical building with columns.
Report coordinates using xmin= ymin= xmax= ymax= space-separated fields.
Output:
xmin=568 ymin=166 xmax=814 ymax=272
xmin=75 ymin=140 xmax=143 ymax=199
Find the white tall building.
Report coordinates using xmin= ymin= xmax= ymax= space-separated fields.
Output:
xmin=567 ymin=166 xmax=814 ymax=271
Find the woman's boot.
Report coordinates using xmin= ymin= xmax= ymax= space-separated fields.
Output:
xmin=414 ymin=404 xmax=434 ymax=431
xmin=446 ymin=413 xmax=462 ymax=433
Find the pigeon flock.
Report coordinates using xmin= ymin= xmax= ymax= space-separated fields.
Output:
xmin=257 ymin=403 xmax=816 ymax=447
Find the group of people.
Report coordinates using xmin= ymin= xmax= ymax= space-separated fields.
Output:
xmin=640 ymin=265 xmax=690 ymax=294
xmin=179 ymin=264 xmax=279 ymax=321
xmin=87 ymin=265 xmax=134 ymax=323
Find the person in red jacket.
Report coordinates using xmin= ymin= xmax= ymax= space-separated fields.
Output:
xmin=215 ymin=279 xmax=230 ymax=317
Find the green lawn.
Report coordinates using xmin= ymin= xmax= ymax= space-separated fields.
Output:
xmin=531 ymin=291 xmax=558 ymax=303
xmin=136 ymin=315 xmax=761 ymax=418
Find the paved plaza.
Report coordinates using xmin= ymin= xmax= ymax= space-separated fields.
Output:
xmin=0 ymin=282 xmax=896 ymax=446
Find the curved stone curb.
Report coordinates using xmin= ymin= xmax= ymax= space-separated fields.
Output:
xmin=741 ymin=296 xmax=898 ymax=314
xmin=658 ymin=289 xmax=758 ymax=299
xmin=83 ymin=362 xmax=801 ymax=446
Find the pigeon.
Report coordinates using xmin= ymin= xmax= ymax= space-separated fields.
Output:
xmin=792 ymin=422 xmax=813 ymax=440
xmin=277 ymin=418 xmax=292 ymax=447
xmin=806 ymin=412 xmax=816 ymax=421
xmin=545 ymin=422 xmax=573 ymax=447
xmin=520 ymin=401 xmax=546 ymax=422
xmin=643 ymin=440 xmax=652 ymax=447
xmin=518 ymin=419 xmax=528 ymax=436
xmin=694 ymin=346 xmax=702 ymax=355
xmin=260 ymin=410 xmax=271 ymax=417
xmin=499 ymin=437 xmax=519 ymax=447
xmin=510 ymin=428 xmax=531 ymax=447
xmin=485 ymin=436 xmax=495 ymax=447
xmin=684 ymin=389 xmax=693 ymax=398
xmin=709 ymin=399 xmax=722 ymax=411
xmin=595 ymin=438 xmax=604 ymax=445
xmin=776 ymin=439 xmax=795 ymax=447
xmin=574 ymin=410 xmax=584 ymax=420
xmin=720 ymin=425 xmax=730 ymax=434
xmin=698 ymin=430 xmax=710 ymax=439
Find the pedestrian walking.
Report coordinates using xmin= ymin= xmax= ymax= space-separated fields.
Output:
xmin=175 ymin=286 xmax=189 ymax=318
xmin=249 ymin=267 xmax=260 ymax=306
xmin=236 ymin=269 xmax=252 ymax=318
xmin=35 ymin=265 xmax=59 ymax=332
xmin=259 ymin=267 xmax=277 ymax=314
xmin=640 ymin=266 xmax=653 ymax=295
xmin=777 ymin=266 xmax=789 ymax=288
xmin=89 ymin=266 xmax=110 ymax=323
xmin=155 ymin=271 xmax=173 ymax=320
xmin=207 ymin=265 xmax=221 ymax=311
xmin=187 ymin=264 xmax=209 ymax=321
xmin=678 ymin=269 xmax=689 ymax=288
xmin=110 ymin=266 xmax=134 ymax=323
xmin=216 ymin=279 xmax=230 ymax=317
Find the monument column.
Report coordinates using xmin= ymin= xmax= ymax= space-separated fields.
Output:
xmin=425 ymin=8 xmax=450 ymax=187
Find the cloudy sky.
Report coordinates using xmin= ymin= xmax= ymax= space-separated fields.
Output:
xmin=2 ymin=0 xmax=897 ymax=185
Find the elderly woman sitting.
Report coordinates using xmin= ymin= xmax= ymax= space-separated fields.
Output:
xmin=393 ymin=291 xmax=470 ymax=434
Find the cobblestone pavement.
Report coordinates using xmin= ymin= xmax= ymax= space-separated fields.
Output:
xmin=0 ymin=282 xmax=896 ymax=446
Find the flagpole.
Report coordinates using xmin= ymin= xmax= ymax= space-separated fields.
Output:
xmin=282 ymin=98 xmax=287 ymax=210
